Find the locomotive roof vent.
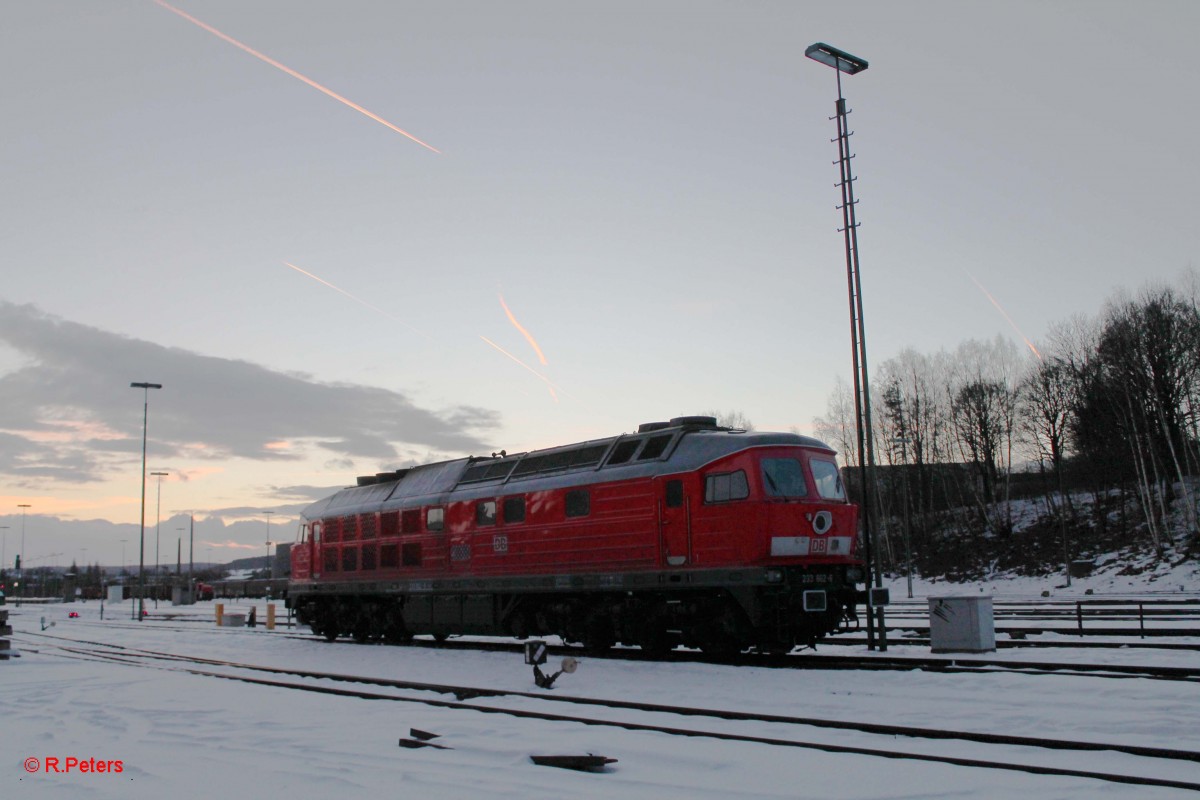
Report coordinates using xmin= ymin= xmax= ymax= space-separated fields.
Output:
xmin=639 ymin=416 xmax=719 ymax=433
xmin=669 ymin=415 xmax=719 ymax=429
xmin=356 ymin=475 xmax=380 ymax=486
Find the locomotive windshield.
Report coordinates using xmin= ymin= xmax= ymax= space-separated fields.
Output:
xmin=761 ymin=458 xmax=808 ymax=498
xmin=811 ymin=459 xmax=846 ymax=500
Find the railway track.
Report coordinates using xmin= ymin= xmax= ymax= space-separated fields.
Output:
xmin=825 ymin=635 xmax=1200 ymax=651
xmin=21 ymin=611 xmax=1200 ymax=683
xmin=15 ymin=630 xmax=1200 ymax=793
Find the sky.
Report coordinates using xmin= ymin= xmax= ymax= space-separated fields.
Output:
xmin=1 ymin=1 xmax=1198 ymax=565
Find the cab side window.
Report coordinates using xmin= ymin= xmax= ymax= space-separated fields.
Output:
xmin=426 ymin=507 xmax=444 ymax=532
xmin=704 ymin=470 xmax=749 ymax=503
xmin=565 ymin=489 xmax=590 ymax=517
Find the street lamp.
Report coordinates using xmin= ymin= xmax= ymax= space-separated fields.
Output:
xmin=806 ymin=42 xmax=886 ymax=650
xmin=18 ymin=504 xmax=31 ymax=603
xmin=894 ymin=436 xmax=914 ymax=599
xmin=263 ymin=511 xmax=274 ymax=579
xmin=0 ymin=525 xmax=9 ymax=579
xmin=130 ymin=381 xmax=162 ymax=620
xmin=151 ymin=471 xmax=169 ymax=608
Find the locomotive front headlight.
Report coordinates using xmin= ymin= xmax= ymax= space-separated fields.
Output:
xmin=764 ymin=569 xmax=784 ymax=584
xmin=845 ymin=566 xmax=864 ymax=583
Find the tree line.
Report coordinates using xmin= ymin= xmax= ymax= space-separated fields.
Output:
xmin=813 ymin=275 xmax=1200 ymax=579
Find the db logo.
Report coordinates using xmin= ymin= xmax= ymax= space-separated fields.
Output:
xmin=24 ymin=758 xmax=40 ymax=773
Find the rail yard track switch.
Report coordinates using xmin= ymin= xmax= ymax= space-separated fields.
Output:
xmin=525 ymin=640 xmax=578 ymax=689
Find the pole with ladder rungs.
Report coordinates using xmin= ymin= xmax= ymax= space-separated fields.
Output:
xmin=808 ymin=42 xmax=886 ymax=650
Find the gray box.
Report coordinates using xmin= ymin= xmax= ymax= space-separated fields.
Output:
xmin=928 ymin=596 xmax=995 ymax=653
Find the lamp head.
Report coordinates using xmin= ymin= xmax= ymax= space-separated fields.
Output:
xmin=805 ymin=42 xmax=868 ymax=75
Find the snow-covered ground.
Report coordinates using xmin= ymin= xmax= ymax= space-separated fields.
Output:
xmin=3 ymin=587 xmax=1199 ymax=800
xmin=881 ymin=541 xmax=1200 ymax=601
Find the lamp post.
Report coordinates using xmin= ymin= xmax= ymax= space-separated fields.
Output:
xmin=171 ymin=511 xmax=196 ymax=601
xmin=120 ymin=537 xmax=128 ymax=609
xmin=189 ymin=514 xmax=194 ymax=596
xmin=805 ymin=42 xmax=886 ymax=651
xmin=176 ymin=527 xmax=185 ymax=576
xmin=894 ymin=436 xmax=914 ymax=599
xmin=130 ymin=381 xmax=162 ymax=620
xmin=18 ymin=504 xmax=31 ymax=603
xmin=151 ymin=471 xmax=169 ymax=608
xmin=0 ymin=525 xmax=9 ymax=580
xmin=263 ymin=511 xmax=274 ymax=579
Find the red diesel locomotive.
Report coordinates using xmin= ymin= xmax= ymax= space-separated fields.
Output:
xmin=288 ymin=416 xmax=865 ymax=654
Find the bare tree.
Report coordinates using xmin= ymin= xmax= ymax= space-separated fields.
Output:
xmin=811 ymin=377 xmax=857 ymax=468
xmin=944 ymin=336 xmax=1022 ymax=535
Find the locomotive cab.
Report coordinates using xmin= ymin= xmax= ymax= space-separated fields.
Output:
xmin=288 ymin=419 xmax=865 ymax=652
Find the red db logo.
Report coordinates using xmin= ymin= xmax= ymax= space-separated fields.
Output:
xmin=24 ymin=758 xmax=40 ymax=773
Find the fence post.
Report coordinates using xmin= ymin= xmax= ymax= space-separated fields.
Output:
xmin=266 ymin=603 xmax=276 ymax=630
xmin=1139 ymin=603 xmax=1144 ymax=639
xmin=215 ymin=602 xmax=224 ymax=627
xmin=1076 ymin=601 xmax=1082 ymax=636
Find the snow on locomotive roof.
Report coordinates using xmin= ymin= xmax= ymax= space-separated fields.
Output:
xmin=299 ymin=417 xmax=835 ymax=521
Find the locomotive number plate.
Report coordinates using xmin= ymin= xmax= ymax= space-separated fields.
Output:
xmin=771 ymin=536 xmax=809 ymax=556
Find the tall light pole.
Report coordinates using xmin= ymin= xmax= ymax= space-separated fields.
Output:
xmin=151 ymin=471 xmax=169 ymax=608
xmin=263 ymin=511 xmax=274 ymax=579
xmin=0 ymin=525 xmax=9 ymax=580
xmin=120 ymin=537 xmax=129 ymax=606
xmin=805 ymin=42 xmax=886 ymax=651
xmin=131 ymin=381 xmax=162 ymax=620
xmin=894 ymin=435 xmax=914 ymax=599
xmin=18 ymin=504 xmax=31 ymax=602
xmin=175 ymin=511 xmax=195 ymax=600
xmin=176 ymin=527 xmax=185 ymax=576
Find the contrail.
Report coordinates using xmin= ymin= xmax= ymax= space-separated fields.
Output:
xmin=498 ymin=294 xmax=548 ymax=365
xmin=151 ymin=0 xmax=440 ymax=154
xmin=282 ymin=262 xmax=433 ymax=341
xmin=480 ymin=336 xmax=561 ymax=402
xmin=966 ymin=270 xmax=1042 ymax=360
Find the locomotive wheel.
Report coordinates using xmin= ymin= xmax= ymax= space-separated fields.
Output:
xmin=320 ymin=624 xmax=339 ymax=642
xmin=638 ymin=627 xmax=672 ymax=656
xmin=383 ymin=619 xmax=413 ymax=644
xmin=699 ymin=635 xmax=741 ymax=658
xmin=581 ymin=610 xmax=615 ymax=653
xmin=631 ymin=604 xmax=672 ymax=655
xmin=506 ymin=610 xmax=533 ymax=640
xmin=694 ymin=602 xmax=747 ymax=657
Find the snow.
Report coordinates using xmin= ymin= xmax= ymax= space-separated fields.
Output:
xmin=3 ymin=589 xmax=1199 ymax=799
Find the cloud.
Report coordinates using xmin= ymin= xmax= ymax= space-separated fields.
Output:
xmin=0 ymin=302 xmax=499 ymax=485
